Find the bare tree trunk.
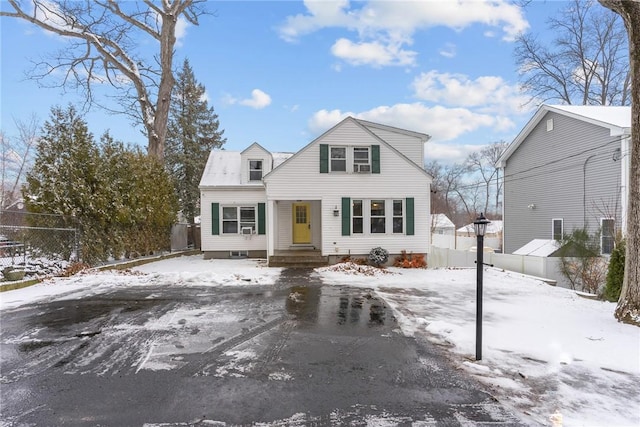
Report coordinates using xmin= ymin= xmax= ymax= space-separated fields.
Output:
xmin=599 ymin=0 xmax=640 ymax=325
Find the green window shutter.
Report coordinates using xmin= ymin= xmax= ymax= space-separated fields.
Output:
xmin=257 ymin=203 xmax=266 ymax=235
xmin=342 ymin=197 xmax=351 ymax=236
xmin=320 ymin=144 xmax=329 ymax=173
xmin=211 ymin=203 xmax=220 ymax=235
xmin=406 ymin=197 xmax=414 ymax=236
xmin=372 ymin=145 xmax=380 ymax=174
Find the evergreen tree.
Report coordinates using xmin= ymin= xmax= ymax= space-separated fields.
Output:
xmin=23 ymin=105 xmax=178 ymax=263
xmin=25 ymin=105 xmax=100 ymax=219
xmin=166 ymin=59 xmax=226 ymax=225
xmin=604 ymin=240 xmax=625 ymax=302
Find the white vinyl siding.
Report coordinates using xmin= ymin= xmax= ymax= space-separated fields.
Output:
xmin=240 ymin=144 xmax=272 ymax=184
xmin=200 ymin=188 xmax=267 ymax=252
xmin=264 ymin=118 xmax=431 ymax=256
xmin=363 ymin=126 xmax=424 ymax=167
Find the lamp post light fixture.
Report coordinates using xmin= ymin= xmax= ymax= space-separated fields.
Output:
xmin=473 ymin=212 xmax=491 ymax=361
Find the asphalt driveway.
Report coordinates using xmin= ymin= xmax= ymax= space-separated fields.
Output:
xmin=0 ymin=268 xmax=522 ymax=426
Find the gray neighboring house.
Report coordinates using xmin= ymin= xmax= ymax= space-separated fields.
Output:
xmin=497 ymin=105 xmax=631 ymax=255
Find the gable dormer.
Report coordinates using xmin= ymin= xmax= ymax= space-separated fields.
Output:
xmin=240 ymin=142 xmax=273 ymax=184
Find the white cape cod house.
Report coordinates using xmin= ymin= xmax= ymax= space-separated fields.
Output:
xmin=199 ymin=117 xmax=432 ymax=266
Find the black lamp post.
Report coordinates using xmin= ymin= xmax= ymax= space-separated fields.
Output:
xmin=473 ymin=212 xmax=491 ymax=361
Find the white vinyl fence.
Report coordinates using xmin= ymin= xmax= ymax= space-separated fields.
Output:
xmin=428 ymin=246 xmax=569 ymax=287
xmin=431 ymin=234 xmax=502 ymax=251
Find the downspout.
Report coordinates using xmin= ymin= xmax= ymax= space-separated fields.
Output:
xmin=583 ymin=154 xmax=597 ymax=228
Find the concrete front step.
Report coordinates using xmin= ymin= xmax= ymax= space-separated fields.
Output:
xmin=268 ymin=255 xmax=329 ymax=268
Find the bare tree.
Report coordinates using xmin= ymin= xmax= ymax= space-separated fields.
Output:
xmin=0 ymin=114 xmax=40 ymax=209
xmin=1 ymin=0 xmax=207 ymax=161
xmin=425 ymin=161 xmax=447 ymax=218
xmin=426 ymin=160 xmax=474 ymax=226
xmin=598 ymin=0 xmax=640 ymax=326
xmin=516 ymin=0 xmax=630 ymax=106
xmin=465 ymin=141 xmax=508 ymax=216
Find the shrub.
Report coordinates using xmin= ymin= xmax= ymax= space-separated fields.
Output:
xmin=557 ymin=228 xmax=607 ymax=294
xmin=393 ymin=250 xmax=427 ymax=268
xmin=368 ymin=247 xmax=389 ymax=267
xmin=604 ymin=240 xmax=625 ymax=302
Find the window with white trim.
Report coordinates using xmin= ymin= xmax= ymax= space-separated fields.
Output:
xmin=249 ymin=160 xmax=263 ymax=181
xmin=352 ymin=200 xmax=363 ymax=234
xmin=330 ymin=146 xmax=346 ymax=172
xmin=552 ymin=218 xmax=563 ymax=241
xmin=222 ymin=206 xmax=256 ymax=234
xmin=393 ymin=200 xmax=403 ymax=233
xmin=601 ymin=218 xmax=615 ymax=255
xmin=370 ymin=200 xmax=385 ymax=233
xmin=353 ymin=147 xmax=370 ymax=173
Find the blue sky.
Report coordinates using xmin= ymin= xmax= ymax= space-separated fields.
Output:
xmin=1 ymin=1 xmax=566 ymax=164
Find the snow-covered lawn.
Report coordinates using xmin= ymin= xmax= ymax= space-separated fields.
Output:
xmin=1 ymin=256 xmax=638 ymax=426
xmin=0 ymin=257 xmax=281 ymax=310
xmin=317 ymin=263 xmax=640 ymax=427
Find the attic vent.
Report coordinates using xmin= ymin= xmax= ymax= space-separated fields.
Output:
xmin=546 ymin=118 xmax=554 ymax=132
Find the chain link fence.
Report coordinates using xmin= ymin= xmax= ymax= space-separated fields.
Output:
xmin=0 ymin=210 xmax=80 ymax=281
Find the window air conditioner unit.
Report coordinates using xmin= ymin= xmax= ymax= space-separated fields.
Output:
xmin=241 ymin=227 xmax=253 ymax=235
xmin=354 ymin=164 xmax=371 ymax=173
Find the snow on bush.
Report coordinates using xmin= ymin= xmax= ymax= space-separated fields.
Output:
xmin=368 ymin=247 xmax=389 ymax=267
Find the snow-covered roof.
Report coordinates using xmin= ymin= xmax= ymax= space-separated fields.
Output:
xmin=498 ymin=104 xmax=631 ymax=167
xmin=272 ymin=152 xmax=294 ymax=168
xmin=457 ymin=220 xmax=503 ymax=235
xmin=431 ymin=214 xmax=455 ymax=229
xmin=199 ymin=151 xmax=242 ymax=187
xmin=512 ymin=239 xmax=561 ymax=257
xmin=550 ymin=105 xmax=630 ymax=129
xmin=199 ymin=150 xmax=294 ymax=187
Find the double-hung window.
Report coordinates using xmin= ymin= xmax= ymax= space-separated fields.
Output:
xmin=393 ymin=200 xmax=403 ymax=233
xmin=352 ymin=200 xmax=363 ymax=234
xmin=222 ymin=206 xmax=256 ymax=234
xmin=552 ymin=218 xmax=563 ymax=241
xmin=249 ymin=160 xmax=263 ymax=181
xmin=353 ymin=147 xmax=370 ymax=173
xmin=330 ymin=147 xmax=346 ymax=172
xmin=370 ymin=200 xmax=386 ymax=233
xmin=601 ymin=218 xmax=615 ymax=255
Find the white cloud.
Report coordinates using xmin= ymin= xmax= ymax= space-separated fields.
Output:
xmin=308 ymin=103 xmax=514 ymax=164
xmin=278 ymin=0 xmax=353 ymax=43
xmin=426 ymin=141 xmax=484 ymax=164
xmin=331 ymin=38 xmax=416 ymax=67
xmin=309 ymin=103 xmax=506 ymax=143
xmin=241 ymin=89 xmax=272 ymax=109
xmin=279 ymin=1 xmax=529 ymax=67
xmin=225 ymin=89 xmax=272 ymax=109
xmin=411 ymin=71 xmax=532 ymax=115
xmin=175 ymin=16 xmax=190 ymax=47
xmin=309 ymin=103 xmax=513 ymax=163
xmin=438 ymin=43 xmax=457 ymax=59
